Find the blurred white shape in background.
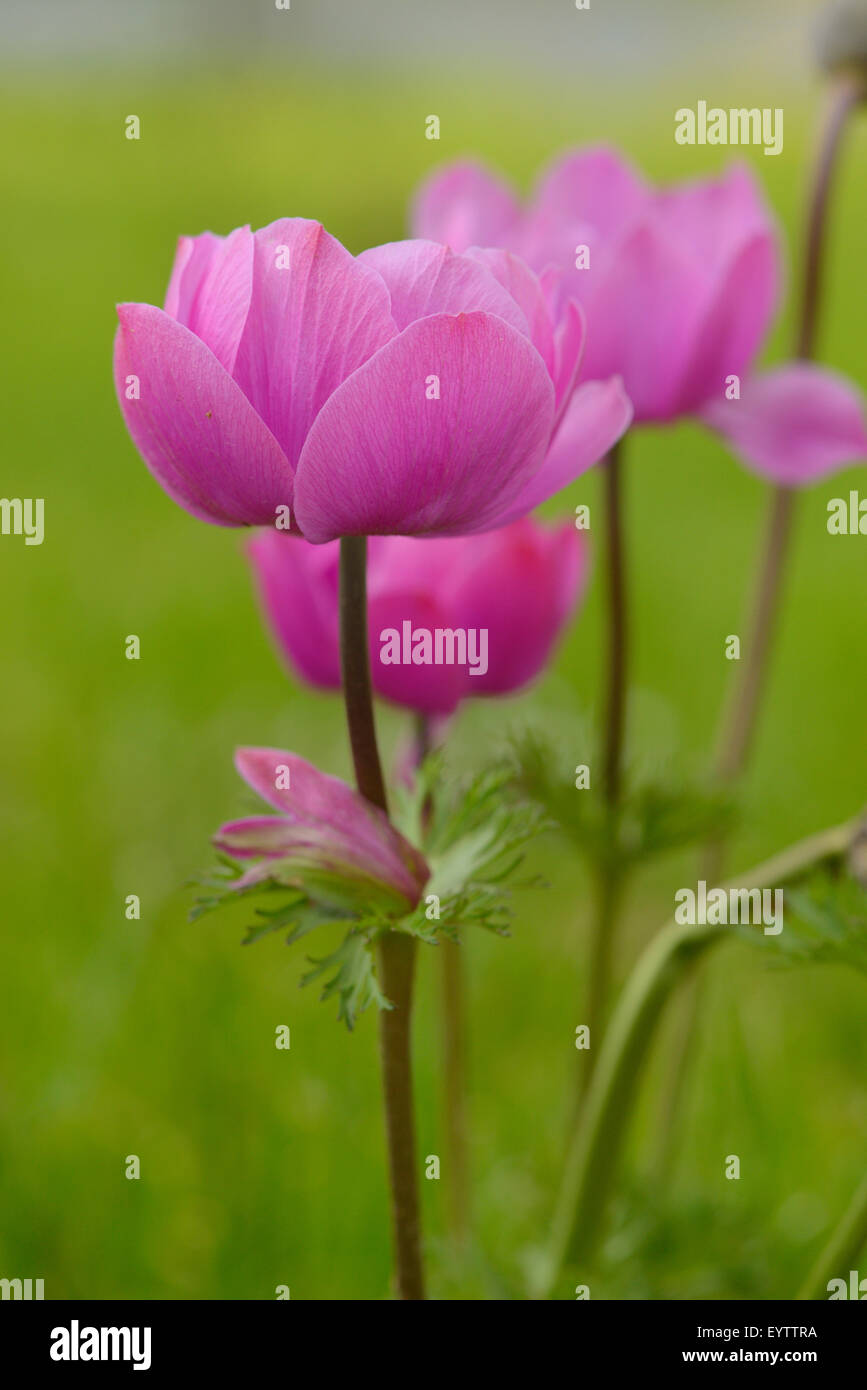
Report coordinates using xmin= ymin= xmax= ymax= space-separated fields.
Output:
xmin=0 ymin=0 xmax=822 ymax=81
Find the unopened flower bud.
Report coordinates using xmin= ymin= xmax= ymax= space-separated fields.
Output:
xmin=815 ymin=0 xmax=867 ymax=88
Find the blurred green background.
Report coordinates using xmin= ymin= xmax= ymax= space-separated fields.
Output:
xmin=1 ymin=0 xmax=865 ymax=1300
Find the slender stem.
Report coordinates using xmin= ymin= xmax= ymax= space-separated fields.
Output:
xmin=702 ymin=484 xmax=796 ymax=883
xmin=339 ymin=536 xmax=389 ymax=814
xmin=799 ymin=1169 xmax=867 ymax=1300
xmin=338 ymin=536 xmax=425 ymax=1301
xmin=375 ymin=930 xmax=424 ymax=1300
xmin=411 ymin=712 xmax=471 ymax=1245
xmin=709 ymin=69 xmax=862 ymax=861
xmin=536 ymin=817 xmax=859 ymax=1299
xmin=440 ymin=937 xmax=469 ymax=1244
xmin=578 ymin=867 xmax=623 ymax=1110
xmin=577 ymin=438 xmax=629 ymax=1105
xmin=652 ymin=70 xmax=863 ymax=1174
xmin=602 ymin=438 xmax=627 ymax=804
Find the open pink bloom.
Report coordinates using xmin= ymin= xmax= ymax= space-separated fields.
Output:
xmin=214 ymin=747 xmax=429 ymax=910
xmin=114 ymin=221 xmax=631 ymax=540
xmin=248 ymin=518 xmax=585 ymax=716
xmin=413 ymin=149 xmax=867 ymax=483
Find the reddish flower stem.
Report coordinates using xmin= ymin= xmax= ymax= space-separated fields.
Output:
xmin=339 ymin=536 xmax=425 ymax=1301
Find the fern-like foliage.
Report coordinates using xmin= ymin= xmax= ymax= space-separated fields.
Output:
xmin=190 ymin=756 xmax=548 ymax=1028
xmin=510 ymin=726 xmax=735 ymax=870
xmin=742 ymin=865 xmax=867 ymax=976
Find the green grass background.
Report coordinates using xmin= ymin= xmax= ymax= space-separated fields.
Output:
xmin=0 ymin=59 xmax=865 ymax=1300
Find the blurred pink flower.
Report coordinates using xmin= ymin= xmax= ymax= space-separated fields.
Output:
xmin=248 ymin=517 xmax=586 ymax=716
xmin=413 ymin=149 xmax=867 ymax=483
xmin=114 ymin=221 xmax=631 ymax=539
xmin=214 ymin=747 xmax=429 ymax=910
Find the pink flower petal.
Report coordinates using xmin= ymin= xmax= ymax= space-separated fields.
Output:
xmin=577 ymin=216 xmax=706 ymax=422
xmin=411 ymin=160 xmax=521 ymax=252
xmin=233 ymin=748 xmax=429 ymax=903
xmin=215 ymin=817 xmax=420 ymax=908
xmin=114 ymin=303 xmax=293 ymax=525
xmin=368 ymin=590 xmax=465 ymax=716
xmin=494 ymin=377 xmax=632 ymax=526
xmin=357 ymin=240 xmax=528 ymax=336
xmin=163 ymin=227 xmax=254 ymax=374
xmin=231 ymin=219 xmax=398 ymax=468
xmin=701 ymin=364 xmax=867 ymax=486
xmin=164 ymin=233 xmax=220 ymax=321
xmin=293 ymin=311 xmax=555 ymax=541
xmin=674 ymin=234 xmax=780 ymax=415
xmin=464 ymin=247 xmax=553 ymax=362
xmin=656 ymin=162 xmax=778 ymax=279
xmin=247 ymin=521 xmax=587 ymax=713
xmin=550 ymin=298 xmax=587 ymax=428
xmin=448 ymin=518 xmax=586 ymax=695
xmin=249 ymin=533 xmax=466 ymax=713
xmin=214 ymin=815 xmax=300 ymax=858
xmin=466 ymin=248 xmax=587 ymax=428
xmin=248 ymin=532 xmax=342 ymax=689
xmin=520 ymin=145 xmax=651 ymax=271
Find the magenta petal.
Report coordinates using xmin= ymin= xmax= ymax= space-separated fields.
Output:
xmin=519 ymin=145 xmax=651 ymax=271
xmin=550 ymin=298 xmax=586 ymax=428
xmin=165 ymin=233 xmax=220 ymax=321
xmin=466 ymin=247 xmax=585 ymax=427
xmin=293 ymin=311 xmax=555 ymax=541
xmin=248 ymin=532 xmax=342 ymax=689
xmin=449 ymin=518 xmax=586 ymax=695
xmin=114 ymin=303 xmax=293 ymax=525
xmin=358 ymin=240 xmax=528 ymax=336
xmin=674 ymin=234 xmax=780 ymax=415
xmin=232 ymin=219 xmax=398 ymax=467
xmin=214 ymin=815 xmax=299 ymax=858
xmin=411 ymin=160 xmax=521 ymax=253
xmin=233 ymin=748 xmax=429 ymax=903
xmin=163 ymin=227 xmax=254 ymax=373
xmin=465 ymin=246 xmax=557 ymax=377
xmin=578 ymin=216 xmax=705 ymax=422
xmin=368 ymin=590 xmax=465 ymax=716
xmin=700 ymin=364 xmax=867 ymax=486
xmin=494 ymin=377 xmax=633 ymax=526
xmin=215 ymin=817 xmax=420 ymax=906
xmin=656 ymin=163 xmax=778 ymax=279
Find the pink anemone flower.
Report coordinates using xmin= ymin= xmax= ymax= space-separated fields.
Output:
xmin=413 ymin=148 xmax=867 ymax=484
xmin=214 ymin=748 xmax=430 ymax=912
xmin=114 ymin=221 xmax=631 ymax=539
xmin=248 ymin=516 xmax=586 ymax=717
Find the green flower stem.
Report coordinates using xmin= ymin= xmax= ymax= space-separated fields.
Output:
xmin=537 ymin=816 xmax=858 ymax=1299
xmin=602 ymin=436 xmax=628 ymax=806
xmin=652 ymin=69 xmax=864 ymax=1178
xmin=412 ymin=711 xmax=470 ymax=1246
xmin=375 ymin=929 xmax=424 ymax=1300
xmin=440 ymin=935 xmax=469 ymax=1245
xmin=339 ymin=536 xmax=425 ymax=1301
xmin=799 ymin=1169 xmax=867 ymax=1300
xmin=579 ymin=865 xmax=624 ymax=1111
xmin=579 ymin=436 xmax=629 ymax=1107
